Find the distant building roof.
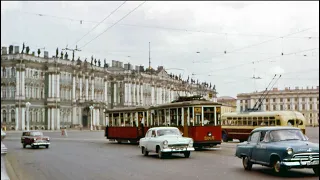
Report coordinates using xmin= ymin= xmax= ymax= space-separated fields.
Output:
xmin=217 ymin=96 xmax=236 ymax=100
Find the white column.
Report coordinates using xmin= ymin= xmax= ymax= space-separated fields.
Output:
xmin=151 ymin=86 xmax=154 ymax=105
xmin=72 ymin=107 xmax=77 ymax=124
xmin=21 ymin=71 xmax=25 ymax=97
xmin=91 ymin=78 xmax=95 ymax=101
xmin=124 ymin=83 xmax=128 ymax=106
xmin=132 ymin=83 xmax=135 ymax=106
xmin=79 ymin=77 xmax=83 ymax=99
xmin=51 ymin=108 xmax=55 ymax=130
xmin=16 ymin=71 xmax=20 ymax=96
xmin=47 ymin=109 xmax=51 ymax=130
xmin=128 ymin=83 xmax=132 ymax=106
xmin=72 ymin=75 xmax=76 ymax=100
xmin=113 ymin=82 xmax=117 ymax=105
xmin=52 ymin=74 xmax=55 ymax=97
xmin=141 ymin=84 xmax=144 ymax=106
xmin=118 ymin=82 xmax=121 ymax=104
xmin=104 ymin=81 xmax=108 ymax=103
xmin=57 ymin=73 xmax=60 ymax=98
xmin=137 ymin=84 xmax=140 ymax=106
xmin=21 ymin=107 xmax=25 ymax=130
xmin=56 ymin=108 xmax=60 ymax=130
xmin=97 ymin=109 xmax=100 ymax=126
xmin=15 ymin=107 xmax=19 ymax=130
xmin=85 ymin=77 xmax=89 ymax=100
xmin=78 ymin=107 xmax=82 ymax=125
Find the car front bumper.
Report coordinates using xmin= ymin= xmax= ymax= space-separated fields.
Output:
xmin=32 ymin=142 xmax=50 ymax=146
xmin=282 ymin=160 xmax=319 ymax=167
xmin=161 ymin=147 xmax=195 ymax=153
xmin=282 ymin=153 xmax=319 ymax=168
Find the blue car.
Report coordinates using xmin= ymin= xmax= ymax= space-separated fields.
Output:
xmin=235 ymin=126 xmax=319 ymax=175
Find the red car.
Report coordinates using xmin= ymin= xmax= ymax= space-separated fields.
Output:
xmin=21 ymin=131 xmax=50 ymax=149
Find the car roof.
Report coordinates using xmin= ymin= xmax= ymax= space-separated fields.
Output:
xmin=22 ymin=130 xmax=42 ymax=133
xmin=252 ymin=126 xmax=300 ymax=132
xmin=148 ymin=127 xmax=179 ymax=131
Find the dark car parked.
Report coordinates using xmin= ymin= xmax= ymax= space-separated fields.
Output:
xmin=235 ymin=126 xmax=319 ymax=176
xmin=21 ymin=131 xmax=50 ymax=149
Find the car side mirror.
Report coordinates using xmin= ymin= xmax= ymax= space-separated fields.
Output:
xmin=305 ymin=135 xmax=309 ymax=140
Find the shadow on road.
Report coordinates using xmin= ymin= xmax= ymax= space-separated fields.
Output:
xmin=233 ymin=166 xmax=317 ymax=178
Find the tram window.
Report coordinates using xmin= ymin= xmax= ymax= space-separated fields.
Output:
xmin=297 ymin=119 xmax=303 ymax=125
xmin=287 ymin=119 xmax=295 ymax=126
xmin=276 ymin=120 xmax=281 ymax=126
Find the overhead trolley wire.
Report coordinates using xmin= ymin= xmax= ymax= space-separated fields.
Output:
xmin=196 ymin=47 xmax=319 ymax=76
xmin=71 ymin=1 xmax=127 ymax=47
xmin=1 ymin=9 xmax=319 ymax=39
xmin=78 ymin=1 xmax=146 ymax=49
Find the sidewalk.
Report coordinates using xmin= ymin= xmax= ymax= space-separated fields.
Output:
xmin=3 ymin=129 xmax=104 ymax=133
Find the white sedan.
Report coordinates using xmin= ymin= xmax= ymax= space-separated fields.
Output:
xmin=139 ymin=127 xmax=195 ymax=159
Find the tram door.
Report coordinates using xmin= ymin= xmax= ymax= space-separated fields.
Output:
xmin=137 ymin=112 xmax=145 ymax=138
xmin=183 ymin=107 xmax=189 ymax=137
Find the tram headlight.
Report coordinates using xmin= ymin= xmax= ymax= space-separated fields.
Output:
xmin=208 ymin=132 xmax=212 ymax=137
xmin=287 ymin=148 xmax=293 ymax=155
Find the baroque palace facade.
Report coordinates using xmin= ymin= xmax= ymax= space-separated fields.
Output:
xmin=1 ymin=45 xmax=217 ymax=131
xmin=237 ymin=87 xmax=319 ymax=126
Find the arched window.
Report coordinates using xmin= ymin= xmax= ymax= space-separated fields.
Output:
xmin=11 ymin=110 xmax=15 ymax=123
xmin=11 ymin=67 xmax=16 ymax=77
xmin=2 ymin=110 xmax=6 ymax=122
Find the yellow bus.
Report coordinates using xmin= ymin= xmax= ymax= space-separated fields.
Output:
xmin=221 ymin=111 xmax=306 ymax=142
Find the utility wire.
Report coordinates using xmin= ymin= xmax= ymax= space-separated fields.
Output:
xmin=196 ymin=27 xmax=318 ymax=64
xmin=79 ymin=1 xmax=146 ymax=49
xmin=71 ymin=1 xmax=127 ymax=47
xmin=2 ymin=9 xmax=319 ymax=39
xmin=195 ymin=47 xmax=319 ymax=76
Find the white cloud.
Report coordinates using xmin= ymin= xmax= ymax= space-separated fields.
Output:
xmin=1 ymin=1 xmax=319 ymax=97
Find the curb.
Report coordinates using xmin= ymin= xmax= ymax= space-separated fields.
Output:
xmin=5 ymin=157 xmax=19 ymax=180
xmin=3 ymin=130 xmax=104 ymax=134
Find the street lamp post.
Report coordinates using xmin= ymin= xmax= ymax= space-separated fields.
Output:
xmin=89 ymin=105 xmax=94 ymax=131
xmin=26 ymin=102 xmax=31 ymax=131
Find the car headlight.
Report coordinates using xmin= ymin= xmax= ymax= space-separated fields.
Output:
xmin=189 ymin=139 xmax=193 ymax=147
xmin=287 ymin=148 xmax=293 ymax=155
xmin=163 ymin=140 xmax=168 ymax=145
xmin=34 ymin=138 xmax=37 ymax=141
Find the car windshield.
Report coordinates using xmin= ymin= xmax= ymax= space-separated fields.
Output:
xmin=269 ymin=129 xmax=307 ymax=141
xmin=157 ymin=129 xmax=181 ymax=137
xmin=31 ymin=132 xmax=43 ymax=136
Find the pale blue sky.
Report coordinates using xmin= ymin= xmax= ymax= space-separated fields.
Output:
xmin=1 ymin=1 xmax=319 ymax=97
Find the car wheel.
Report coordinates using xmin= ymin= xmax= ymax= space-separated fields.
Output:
xmin=313 ymin=167 xmax=319 ymax=176
xmin=184 ymin=151 xmax=191 ymax=158
xmin=45 ymin=145 xmax=49 ymax=149
xmin=272 ymin=159 xmax=282 ymax=173
xmin=222 ymin=132 xmax=228 ymax=142
xmin=142 ymin=147 xmax=148 ymax=156
xmin=23 ymin=143 xmax=26 ymax=148
xmin=157 ymin=146 xmax=163 ymax=159
xmin=242 ymin=156 xmax=253 ymax=170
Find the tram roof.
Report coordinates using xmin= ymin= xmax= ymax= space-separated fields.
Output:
xmin=222 ymin=111 xmax=305 ymax=117
xmin=152 ymin=100 xmax=222 ymax=109
xmin=106 ymin=106 xmax=151 ymax=113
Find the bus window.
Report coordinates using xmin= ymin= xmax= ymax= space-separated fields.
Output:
xmin=287 ymin=119 xmax=295 ymax=126
xmin=237 ymin=117 xmax=243 ymax=126
xmin=253 ymin=117 xmax=257 ymax=126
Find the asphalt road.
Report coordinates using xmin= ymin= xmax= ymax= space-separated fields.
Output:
xmin=2 ymin=127 xmax=319 ymax=180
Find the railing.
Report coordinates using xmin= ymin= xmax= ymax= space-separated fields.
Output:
xmin=1 ymin=130 xmax=10 ymax=180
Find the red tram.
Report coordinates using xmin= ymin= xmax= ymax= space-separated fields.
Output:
xmin=104 ymin=96 xmax=222 ymax=148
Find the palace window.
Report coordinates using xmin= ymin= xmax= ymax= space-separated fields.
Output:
xmin=2 ymin=110 xmax=6 ymax=122
xmin=11 ymin=110 xmax=15 ymax=123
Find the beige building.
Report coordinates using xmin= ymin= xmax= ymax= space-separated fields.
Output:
xmin=217 ymin=96 xmax=237 ymax=114
xmin=237 ymin=87 xmax=319 ymax=126
xmin=1 ymin=45 xmax=217 ymax=131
